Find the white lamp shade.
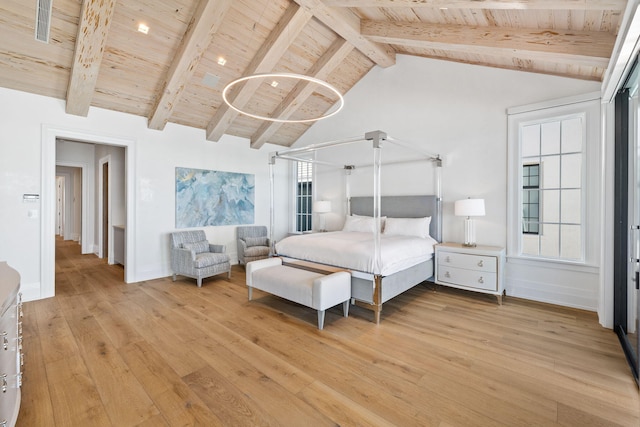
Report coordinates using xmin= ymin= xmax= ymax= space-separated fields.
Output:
xmin=454 ymin=198 xmax=485 ymax=217
xmin=313 ymin=200 xmax=332 ymax=213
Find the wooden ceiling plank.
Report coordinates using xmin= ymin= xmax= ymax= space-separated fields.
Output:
xmin=325 ymin=0 xmax=627 ymax=11
xmin=147 ymin=0 xmax=233 ymax=131
xmin=293 ymin=0 xmax=396 ymax=68
xmin=206 ymin=3 xmax=313 ymax=142
xmin=362 ymin=19 xmax=615 ymax=67
xmin=250 ymin=38 xmax=354 ymax=149
xmin=65 ymin=0 xmax=117 ymax=116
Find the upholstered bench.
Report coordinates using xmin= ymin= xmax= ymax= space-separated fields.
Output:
xmin=246 ymin=257 xmax=351 ymax=330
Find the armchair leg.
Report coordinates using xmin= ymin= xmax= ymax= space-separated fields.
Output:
xmin=197 ymin=277 xmax=202 ymax=288
xmin=228 ymin=270 xmax=231 ymax=279
xmin=172 ymin=273 xmax=177 ymax=282
xmin=342 ymin=300 xmax=349 ymax=317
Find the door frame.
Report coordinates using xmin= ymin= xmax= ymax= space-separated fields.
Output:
xmin=41 ymin=126 xmax=136 ymax=299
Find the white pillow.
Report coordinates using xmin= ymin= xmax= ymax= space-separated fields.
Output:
xmin=383 ymin=216 xmax=432 ymax=239
xmin=342 ymin=215 xmax=386 ymax=233
xmin=352 ymin=213 xmax=386 ymax=231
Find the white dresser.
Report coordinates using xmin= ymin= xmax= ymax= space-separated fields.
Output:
xmin=435 ymin=243 xmax=505 ymax=304
xmin=0 ymin=262 xmax=21 ymax=427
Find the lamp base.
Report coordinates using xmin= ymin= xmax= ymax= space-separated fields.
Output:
xmin=463 ymin=217 xmax=477 ymax=247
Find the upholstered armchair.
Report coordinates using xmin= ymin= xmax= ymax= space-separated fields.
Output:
xmin=236 ymin=225 xmax=270 ymax=266
xmin=170 ymin=230 xmax=231 ymax=287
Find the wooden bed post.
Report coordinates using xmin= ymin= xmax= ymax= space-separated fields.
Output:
xmin=373 ymin=275 xmax=383 ymax=324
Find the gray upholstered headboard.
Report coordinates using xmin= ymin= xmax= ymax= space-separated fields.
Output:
xmin=349 ymin=195 xmax=441 ymax=242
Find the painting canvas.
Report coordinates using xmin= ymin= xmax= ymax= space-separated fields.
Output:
xmin=176 ymin=167 xmax=255 ymax=228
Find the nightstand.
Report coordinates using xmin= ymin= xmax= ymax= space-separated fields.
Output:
xmin=435 ymin=243 xmax=506 ymax=304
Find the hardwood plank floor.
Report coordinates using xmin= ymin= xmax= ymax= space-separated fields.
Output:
xmin=16 ymin=239 xmax=640 ymax=426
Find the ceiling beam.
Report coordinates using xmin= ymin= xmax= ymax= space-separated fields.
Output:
xmin=250 ymin=39 xmax=354 ymax=149
xmin=325 ymin=0 xmax=627 ymax=11
xmin=206 ymin=3 xmax=313 ymax=142
xmin=65 ymin=0 xmax=117 ymax=116
xmin=293 ymin=0 xmax=395 ymax=68
xmin=361 ymin=20 xmax=614 ymax=68
xmin=148 ymin=0 xmax=233 ymax=131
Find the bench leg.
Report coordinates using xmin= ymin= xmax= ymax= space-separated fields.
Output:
xmin=317 ymin=310 xmax=325 ymax=330
xmin=248 ymin=286 xmax=253 ymax=301
xmin=342 ymin=300 xmax=349 ymax=317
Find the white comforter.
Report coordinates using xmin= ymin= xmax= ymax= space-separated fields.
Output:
xmin=275 ymin=231 xmax=437 ymax=276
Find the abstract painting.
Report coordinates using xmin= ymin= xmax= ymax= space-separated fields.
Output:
xmin=175 ymin=167 xmax=255 ymax=228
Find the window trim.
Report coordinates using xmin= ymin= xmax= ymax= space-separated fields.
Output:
xmin=507 ymin=92 xmax=601 ymax=267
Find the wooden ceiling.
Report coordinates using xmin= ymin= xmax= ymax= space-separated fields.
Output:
xmin=0 ymin=0 xmax=626 ymax=148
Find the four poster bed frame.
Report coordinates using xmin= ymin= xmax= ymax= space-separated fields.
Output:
xmin=268 ymin=131 xmax=443 ymax=324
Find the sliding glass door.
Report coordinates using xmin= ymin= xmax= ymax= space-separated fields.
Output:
xmin=615 ymin=62 xmax=640 ymax=384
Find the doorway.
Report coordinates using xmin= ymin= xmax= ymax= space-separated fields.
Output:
xmin=40 ymin=126 xmax=134 ymax=299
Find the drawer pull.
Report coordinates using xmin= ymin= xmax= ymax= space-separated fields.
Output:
xmin=444 ymin=271 xmax=451 ymax=278
xmin=478 ymin=276 xmax=484 ymax=284
xmin=445 ymin=256 xmax=451 ymax=263
xmin=477 ymin=260 xmax=484 ymax=267
xmin=1 ymin=374 xmax=7 ymax=393
xmin=1 ymin=332 xmax=7 ymax=350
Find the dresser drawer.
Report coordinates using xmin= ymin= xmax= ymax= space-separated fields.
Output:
xmin=437 ymin=265 xmax=498 ymax=292
xmin=437 ymin=252 xmax=497 ymax=273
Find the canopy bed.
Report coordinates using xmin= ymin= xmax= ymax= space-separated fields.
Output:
xmin=268 ymin=131 xmax=443 ymax=323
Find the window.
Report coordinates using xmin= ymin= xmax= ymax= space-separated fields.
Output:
xmin=295 ymin=161 xmax=313 ymax=232
xmin=508 ymin=94 xmax=600 ymax=265
xmin=522 ymin=163 xmax=540 ymax=235
xmin=518 ymin=117 xmax=583 ymax=260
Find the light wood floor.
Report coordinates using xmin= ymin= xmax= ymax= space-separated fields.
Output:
xmin=16 ymin=239 xmax=640 ymax=426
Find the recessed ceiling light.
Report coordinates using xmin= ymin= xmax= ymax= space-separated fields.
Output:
xmin=270 ymin=81 xmax=278 ymax=88
xmin=138 ymin=23 xmax=149 ymax=34
xmin=217 ymin=57 xmax=227 ymax=66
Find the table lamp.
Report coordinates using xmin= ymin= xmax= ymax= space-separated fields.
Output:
xmin=454 ymin=198 xmax=485 ymax=247
xmin=314 ymin=200 xmax=331 ymax=232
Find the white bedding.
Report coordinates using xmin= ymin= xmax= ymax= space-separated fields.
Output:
xmin=275 ymin=231 xmax=437 ymax=276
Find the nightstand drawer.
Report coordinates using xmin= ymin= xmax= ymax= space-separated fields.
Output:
xmin=437 ymin=266 xmax=498 ymax=292
xmin=437 ymin=252 xmax=497 ymax=273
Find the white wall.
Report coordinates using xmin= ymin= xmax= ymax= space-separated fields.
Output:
xmin=0 ymin=87 xmax=286 ymax=301
xmin=295 ymin=54 xmax=601 ymax=308
xmin=298 ymin=55 xmax=600 ymax=244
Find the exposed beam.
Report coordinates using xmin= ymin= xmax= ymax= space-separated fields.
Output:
xmin=250 ymin=39 xmax=354 ymax=149
xmin=65 ymin=0 xmax=117 ymax=116
xmin=325 ymin=0 xmax=627 ymax=10
xmin=362 ymin=20 xmax=614 ymax=68
xmin=206 ymin=3 xmax=313 ymax=142
xmin=293 ymin=0 xmax=395 ymax=68
xmin=148 ymin=0 xmax=232 ymax=131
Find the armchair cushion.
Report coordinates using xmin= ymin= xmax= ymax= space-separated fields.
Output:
xmin=182 ymin=240 xmax=209 ymax=254
xmin=194 ymin=252 xmax=230 ymax=268
xmin=245 ymin=236 xmax=268 ymax=247
xmin=244 ymin=245 xmax=270 ymax=258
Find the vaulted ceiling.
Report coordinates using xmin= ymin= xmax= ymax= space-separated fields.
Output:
xmin=0 ymin=0 xmax=626 ymax=148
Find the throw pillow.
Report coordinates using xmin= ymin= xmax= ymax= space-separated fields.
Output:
xmin=182 ymin=241 xmax=209 ymax=254
xmin=245 ymin=236 xmax=268 ymax=247
xmin=383 ymin=216 xmax=432 ymax=239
